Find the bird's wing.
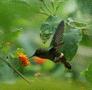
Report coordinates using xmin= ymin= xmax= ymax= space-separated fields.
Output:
xmin=50 ymin=20 xmax=64 ymax=51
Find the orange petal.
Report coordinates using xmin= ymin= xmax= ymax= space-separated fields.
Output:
xmin=18 ymin=53 xmax=30 ymax=66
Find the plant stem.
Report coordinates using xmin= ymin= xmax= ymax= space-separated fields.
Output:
xmin=0 ymin=56 xmax=31 ymax=85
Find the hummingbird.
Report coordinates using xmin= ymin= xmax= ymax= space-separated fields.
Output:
xmin=32 ymin=21 xmax=71 ymax=69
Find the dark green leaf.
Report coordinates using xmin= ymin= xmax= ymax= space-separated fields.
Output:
xmin=62 ymin=29 xmax=82 ymax=61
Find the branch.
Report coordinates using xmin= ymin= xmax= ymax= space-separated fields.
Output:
xmin=0 ymin=56 xmax=31 ymax=85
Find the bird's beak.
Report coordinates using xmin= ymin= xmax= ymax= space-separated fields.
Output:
xmin=29 ymin=54 xmax=35 ymax=58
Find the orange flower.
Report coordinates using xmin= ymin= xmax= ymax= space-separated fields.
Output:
xmin=33 ymin=57 xmax=46 ymax=64
xmin=18 ymin=53 xmax=30 ymax=66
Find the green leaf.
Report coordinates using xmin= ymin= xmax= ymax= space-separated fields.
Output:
xmin=62 ymin=29 xmax=82 ymax=61
xmin=40 ymin=15 xmax=61 ymax=43
xmin=85 ymin=63 xmax=92 ymax=83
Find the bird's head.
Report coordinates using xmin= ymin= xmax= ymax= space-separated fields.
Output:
xmin=30 ymin=49 xmax=47 ymax=64
xmin=31 ymin=49 xmax=42 ymax=57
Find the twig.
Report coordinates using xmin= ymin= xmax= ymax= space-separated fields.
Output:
xmin=0 ymin=56 xmax=31 ymax=85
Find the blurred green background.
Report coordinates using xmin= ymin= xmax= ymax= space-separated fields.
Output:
xmin=0 ymin=0 xmax=92 ymax=90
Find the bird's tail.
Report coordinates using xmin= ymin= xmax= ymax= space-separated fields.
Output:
xmin=63 ymin=61 xmax=71 ymax=69
xmin=60 ymin=56 xmax=71 ymax=69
